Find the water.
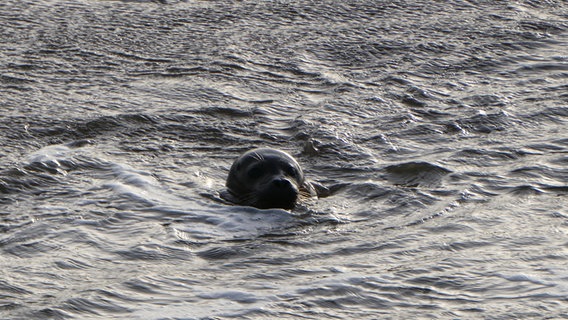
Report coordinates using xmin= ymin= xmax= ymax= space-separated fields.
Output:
xmin=1 ymin=0 xmax=567 ymax=319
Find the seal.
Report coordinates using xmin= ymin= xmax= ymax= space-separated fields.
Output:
xmin=221 ymin=148 xmax=317 ymax=209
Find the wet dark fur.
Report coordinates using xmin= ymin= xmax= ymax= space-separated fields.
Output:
xmin=222 ymin=148 xmax=316 ymax=209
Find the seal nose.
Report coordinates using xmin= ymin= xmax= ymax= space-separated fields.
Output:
xmin=271 ymin=177 xmax=292 ymax=189
xmin=259 ymin=177 xmax=299 ymax=210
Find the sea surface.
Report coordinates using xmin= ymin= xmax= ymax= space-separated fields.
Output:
xmin=1 ymin=0 xmax=567 ymax=319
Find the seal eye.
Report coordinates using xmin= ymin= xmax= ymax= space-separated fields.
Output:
xmin=283 ymin=164 xmax=298 ymax=178
xmin=247 ymin=165 xmax=263 ymax=180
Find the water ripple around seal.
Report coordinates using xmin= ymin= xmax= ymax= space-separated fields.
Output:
xmin=1 ymin=0 xmax=567 ymax=318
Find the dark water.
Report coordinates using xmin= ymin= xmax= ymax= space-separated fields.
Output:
xmin=1 ymin=0 xmax=567 ymax=319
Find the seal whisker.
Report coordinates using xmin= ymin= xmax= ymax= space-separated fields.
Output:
xmin=251 ymin=151 xmax=264 ymax=162
xmin=236 ymin=191 xmax=261 ymax=207
xmin=298 ymin=189 xmax=314 ymax=200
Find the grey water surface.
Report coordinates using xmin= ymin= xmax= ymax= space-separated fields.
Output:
xmin=1 ymin=0 xmax=567 ymax=319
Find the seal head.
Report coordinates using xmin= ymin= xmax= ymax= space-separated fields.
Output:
xmin=223 ymin=148 xmax=314 ymax=209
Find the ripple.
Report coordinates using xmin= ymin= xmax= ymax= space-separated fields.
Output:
xmin=196 ymin=245 xmax=254 ymax=261
xmin=383 ymin=162 xmax=451 ymax=188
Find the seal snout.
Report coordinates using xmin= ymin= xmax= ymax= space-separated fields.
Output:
xmin=271 ymin=176 xmax=293 ymax=189
xmin=259 ymin=176 xmax=299 ymax=209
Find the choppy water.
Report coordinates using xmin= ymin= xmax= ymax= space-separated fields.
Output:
xmin=1 ymin=0 xmax=567 ymax=319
